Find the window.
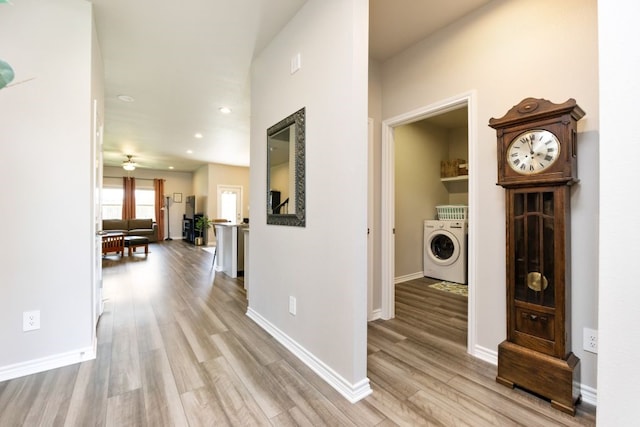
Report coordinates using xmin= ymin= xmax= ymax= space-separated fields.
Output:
xmin=101 ymin=187 xmax=156 ymax=221
xmin=102 ymin=188 xmax=123 ymax=219
xmin=135 ymin=189 xmax=155 ymax=220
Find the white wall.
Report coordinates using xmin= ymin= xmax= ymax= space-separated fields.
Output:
xmin=446 ymin=126 xmax=469 ymax=205
xmin=368 ymin=59 xmax=383 ymax=316
xmin=0 ymin=0 xmax=97 ymax=378
xmin=193 ymin=165 xmax=209 ymax=217
xmin=250 ymin=0 xmax=370 ymax=399
xmin=394 ymin=122 xmax=449 ymax=277
xmin=394 ymin=119 xmax=470 ymax=279
xmin=379 ymin=0 xmax=599 ymax=392
xmin=270 ymin=163 xmax=290 ymax=203
xmin=597 ymin=1 xmax=640 ymax=423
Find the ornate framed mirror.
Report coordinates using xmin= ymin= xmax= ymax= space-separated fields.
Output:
xmin=267 ymin=107 xmax=305 ymax=227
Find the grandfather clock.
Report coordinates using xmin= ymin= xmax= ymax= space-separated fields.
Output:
xmin=489 ymin=98 xmax=585 ymax=415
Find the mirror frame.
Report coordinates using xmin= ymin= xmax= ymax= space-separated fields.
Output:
xmin=266 ymin=107 xmax=306 ymax=227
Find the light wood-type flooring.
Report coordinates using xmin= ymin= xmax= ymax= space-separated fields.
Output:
xmin=0 ymin=241 xmax=596 ymax=426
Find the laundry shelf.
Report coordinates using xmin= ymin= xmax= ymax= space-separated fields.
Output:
xmin=441 ymin=175 xmax=468 ymax=182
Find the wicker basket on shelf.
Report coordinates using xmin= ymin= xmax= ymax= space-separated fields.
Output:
xmin=440 ymin=158 xmax=468 ymax=178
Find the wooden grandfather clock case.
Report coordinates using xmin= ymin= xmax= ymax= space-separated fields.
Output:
xmin=489 ymin=98 xmax=585 ymax=415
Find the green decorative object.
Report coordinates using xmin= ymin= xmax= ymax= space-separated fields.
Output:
xmin=194 ymin=215 xmax=213 ymax=245
xmin=195 ymin=216 xmax=213 ymax=237
xmin=0 ymin=59 xmax=15 ymax=90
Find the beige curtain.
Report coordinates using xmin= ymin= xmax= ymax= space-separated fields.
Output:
xmin=122 ymin=177 xmax=136 ymax=220
xmin=154 ymin=179 xmax=165 ymax=241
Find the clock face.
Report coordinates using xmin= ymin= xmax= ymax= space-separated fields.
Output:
xmin=507 ymin=130 xmax=560 ymax=175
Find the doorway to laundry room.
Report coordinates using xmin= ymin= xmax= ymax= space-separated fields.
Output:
xmin=380 ymin=93 xmax=476 ymax=351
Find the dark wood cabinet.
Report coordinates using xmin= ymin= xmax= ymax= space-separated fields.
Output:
xmin=183 ymin=217 xmax=194 ymax=243
xmin=182 ymin=215 xmax=202 ymax=244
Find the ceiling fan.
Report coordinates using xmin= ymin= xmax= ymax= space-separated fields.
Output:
xmin=122 ymin=155 xmax=137 ymax=171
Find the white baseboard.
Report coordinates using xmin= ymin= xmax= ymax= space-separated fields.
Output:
xmin=579 ymin=382 xmax=597 ymax=406
xmin=472 ymin=344 xmax=498 ymax=365
xmin=368 ymin=308 xmax=382 ymax=321
xmin=246 ymin=307 xmax=372 ymax=403
xmin=394 ymin=272 xmax=424 ymax=284
xmin=0 ymin=346 xmax=96 ymax=382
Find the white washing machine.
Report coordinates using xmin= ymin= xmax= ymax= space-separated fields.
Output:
xmin=424 ymin=220 xmax=468 ymax=284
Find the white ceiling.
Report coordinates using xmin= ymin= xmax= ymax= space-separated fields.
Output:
xmin=93 ymin=0 xmax=491 ymax=172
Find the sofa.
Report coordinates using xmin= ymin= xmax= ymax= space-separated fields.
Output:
xmin=103 ymin=218 xmax=159 ymax=242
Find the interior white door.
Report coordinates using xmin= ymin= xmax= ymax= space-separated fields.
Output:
xmin=217 ymin=185 xmax=243 ymax=223
xmin=92 ymin=99 xmax=104 ymax=327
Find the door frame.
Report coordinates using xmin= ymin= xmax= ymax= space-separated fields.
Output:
xmin=91 ymin=98 xmax=104 ymax=350
xmin=367 ymin=118 xmax=374 ymax=320
xmin=380 ymin=91 xmax=478 ymax=354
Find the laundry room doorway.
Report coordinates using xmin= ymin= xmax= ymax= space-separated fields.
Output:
xmin=380 ymin=92 xmax=478 ymax=354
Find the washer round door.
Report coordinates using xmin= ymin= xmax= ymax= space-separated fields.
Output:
xmin=426 ymin=230 xmax=460 ymax=266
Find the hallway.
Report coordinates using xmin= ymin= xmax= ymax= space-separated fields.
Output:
xmin=0 ymin=241 xmax=595 ymax=425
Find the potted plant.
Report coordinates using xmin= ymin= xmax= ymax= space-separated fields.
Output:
xmin=194 ymin=215 xmax=213 ymax=246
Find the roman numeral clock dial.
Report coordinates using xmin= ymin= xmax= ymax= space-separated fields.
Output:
xmin=507 ymin=130 xmax=560 ymax=174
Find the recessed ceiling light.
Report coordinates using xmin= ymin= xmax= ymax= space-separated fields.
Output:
xmin=117 ymin=94 xmax=135 ymax=102
xmin=168 ymin=166 xmax=174 ymax=170
xmin=219 ymin=106 xmax=232 ymax=114
xmin=194 ymin=133 xmax=203 ymax=139
xmin=186 ymin=149 xmax=193 ymax=154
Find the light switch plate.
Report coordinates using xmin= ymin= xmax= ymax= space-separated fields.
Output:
xmin=290 ymin=53 xmax=301 ymax=74
xmin=289 ymin=296 xmax=297 ymax=315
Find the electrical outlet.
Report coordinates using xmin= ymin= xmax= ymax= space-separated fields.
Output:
xmin=289 ymin=296 xmax=297 ymax=315
xmin=583 ymin=327 xmax=598 ymax=353
xmin=23 ymin=310 xmax=40 ymax=332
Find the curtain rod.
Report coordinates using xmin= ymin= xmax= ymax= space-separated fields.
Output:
xmin=104 ymin=176 xmax=164 ymax=182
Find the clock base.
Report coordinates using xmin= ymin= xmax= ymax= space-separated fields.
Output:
xmin=496 ymin=341 xmax=581 ymax=416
